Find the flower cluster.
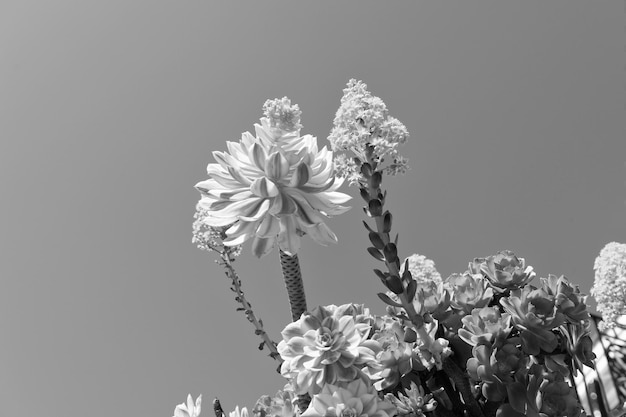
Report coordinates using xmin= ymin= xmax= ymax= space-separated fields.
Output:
xmin=591 ymin=241 xmax=626 ymax=329
xmin=195 ymin=98 xmax=350 ymax=257
xmin=328 ymin=79 xmax=409 ymax=185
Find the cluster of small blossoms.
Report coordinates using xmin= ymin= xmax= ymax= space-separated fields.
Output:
xmin=195 ymin=98 xmax=350 ymax=257
xmin=192 ymin=206 xmax=241 ymax=256
xmin=328 ymin=79 xmax=409 ymax=184
xmin=591 ymin=242 xmax=626 ymax=330
xmin=400 ymin=254 xmax=442 ymax=286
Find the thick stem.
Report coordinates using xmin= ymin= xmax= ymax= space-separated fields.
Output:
xmin=279 ymin=250 xmax=307 ymax=321
xmin=442 ymin=357 xmax=485 ymax=417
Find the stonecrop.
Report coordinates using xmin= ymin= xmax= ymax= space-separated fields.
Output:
xmin=591 ymin=241 xmax=626 ymax=329
xmin=195 ymin=98 xmax=351 ymax=257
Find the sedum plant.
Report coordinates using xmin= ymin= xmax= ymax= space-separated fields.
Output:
xmin=176 ymin=80 xmax=613 ymax=417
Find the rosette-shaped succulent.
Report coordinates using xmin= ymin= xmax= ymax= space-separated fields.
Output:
xmin=479 ymin=250 xmax=536 ymax=290
xmin=458 ymin=306 xmax=512 ymax=348
xmin=497 ymin=365 xmax=583 ymax=417
xmin=400 ymin=254 xmax=442 ymax=286
xmin=591 ymin=242 xmax=626 ymax=330
xmin=384 ymin=382 xmax=437 ymax=417
xmin=386 ymin=281 xmax=450 ymax=321
xmin=253 ymin=384 xmax=297 ymax=417
xmin=445 ymin=273 xmax=494 ymax=315
xmin=278 ymin=305 xmax=381 ymax=395
xmin=301 ymin=379 xmax=397 ymax=417
xmin=467 ymin=341 xmax=523 ymax=401
xmin=362 ymin=317 xmax=415 ymax=390
xmin=173 ymin=394 xmax=202 ymax=417
xmin=500 ymin=286 xmax=565 ymax=355
xmin=195 ymin=98 xmax=351 ymax=257
xmin=540 ymin=274 xmax=590 ymax=323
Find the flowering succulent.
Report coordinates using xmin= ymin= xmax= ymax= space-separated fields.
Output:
xmin=384 ymin=382 xmax=437 ymax=417
xmin=500 ymin=286 xmax=565 ymax=355
xmin=466 ymin=341 xmax=523 ymax=401
xmin=196 ymin=98 xmax=351 ymax=257
xmin=478 ymin=250 xmax=536 ymax=290
xmin=445 ymin=273 xmax=494 ymax=315
xmin=328 ymin=79 xmax=409 ymax=184
xmin=301 ymin=379 xmax=397 ymax=417
xmin=173 ymin=394 xmax=202 ymax=417
xmin=400 ymin=254 xmax=443 ymax=286
xmin=278 ymin=304 xmax=381 ymax=395
xmin=591 ymin=241 xmax=626 ymax=329
xmin=458 ymin=306 xmax=512 ymax=348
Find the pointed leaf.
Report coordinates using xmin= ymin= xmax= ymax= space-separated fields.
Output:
xmin=367 ymin=247 xmax=385 ymax=261
xmin=377 ymin=292 xmax=403 ymax=308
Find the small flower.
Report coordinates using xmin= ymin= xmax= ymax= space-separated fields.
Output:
xmin=400 ymin=254 xmax=442 ymax=286
xmin=230 ymin=406 xmax=250 ymax=417
xmin=479 ymin=250 xmax=536 ymax=290
xmin=173 ymin=394 xmax=202 ymax=417
xmin=591 ymin=242 xmax=626 ymax=330
xmin=278 ymin=305 xmax=381 ymax=395
xmin=263 ymin=97 xmax=303 ymax=134
xmin=328 ymin=79 xmax=409 ymax=184
xmin=458 ymin=306 xmax=512 ymax=348
xmin=195 ymin=99 xmax=351 ymax=257
xmin=192 ymin=205 xmax=241 ymax=256
xmin=445 ymin=272 xmax=494 ymax=314
xmin=384 ymin=382 xmax=437 ymax=417
xmin=301 ymin=379 xmax=397 ymax=417
xmin=500 ymin=286 xmax=565 ymax=355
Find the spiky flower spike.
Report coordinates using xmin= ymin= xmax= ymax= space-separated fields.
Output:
xmin=591 ymin=242 xmax=626 ymax=329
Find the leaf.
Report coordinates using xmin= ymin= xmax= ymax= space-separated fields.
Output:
xmin=377 ymin=292 xmax=403 ymax=307
xmin=359 ymin=188 xmax=370 ymax=202
xmin=367 ymin=247 xmax=385 ymax=261
xmin=368 ymin=199 xmax=383 ymax=217
xmin=406 ymin=279 xmax=417 ymax=301
xmin=369 ymin=232 xmax=385 ymax=250
xmin=383 ymin=211 xmax=392 ymax=233
xmin=362 ymin=221 xmax=375 ymax=233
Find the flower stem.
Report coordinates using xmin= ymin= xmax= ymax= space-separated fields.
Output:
xmin=218 ymin=247 xmax=281 ymax=362
xmin=279 ymin=250 xmax=307 ymax=322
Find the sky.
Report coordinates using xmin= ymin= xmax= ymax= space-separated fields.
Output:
xmin=1 ymin=1 xmax=625 ymax=416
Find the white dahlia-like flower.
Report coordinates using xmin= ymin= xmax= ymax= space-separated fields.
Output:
xmin=400 ymin=254 xmax=442 ymax=286
xmin=278 ymin=305 xmax=381 ymax=395
xmin=301 ymin=379 xmax=397 ymax=417
xmin=173 ymin=394 xmax=202 ymax=417
xmin=591 ymin=242 xmax=626 ymax=329
xmin=195 ymin=99 xmax=351 ymax=257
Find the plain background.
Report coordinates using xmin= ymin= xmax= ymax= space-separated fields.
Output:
xmin=1 ymin=1 xmax=625 ymax=416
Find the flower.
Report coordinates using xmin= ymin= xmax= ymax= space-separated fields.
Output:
xmin=400 ymin=254 xmax=442 ymax=286
xmin=500 ymin=286 xmax=565 ymax=355
xmin=478 ymin=251 xmax=536 ymax=290
xmin=195 ymin=99 xmax=351 ymax=257
xmin=458 ymin=306 xmax=512 ymax=348
xmin=192 ymin=205 xmax=242 ymax=256
xmin=445 ymin=272 xmax=494 ymax=315
xmin=591 ymin=242 xmax=626 ymax=329
xmin=174 ymin=394 xmax=202 ymax=417
xmin=277 ymin=305 xmax=381 ymax=395
xmin=384 ymin=382 xmax=437 ymax=417
xmin=301 ymin=379 xmax=397 ymax=417
xmin=230 ymin=406 xmax=250 ymax=417
xmin=263 ymin=97 xmax=302 ymax=134
xmin=328 ymin=79 xmax=409 ymax=183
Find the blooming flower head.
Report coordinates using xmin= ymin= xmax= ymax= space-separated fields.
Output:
xmin=301 ymin=379 xmax=397 ymax=417
xmin=173 ymin=394 xmax=202 ymax=417
xmin=476 ymin=251 xmax=536 ymax=290
xmin=277 ymin=304 xmax=381 ymax=395
xmin=400 ymin=254 xmax=442 ymax=286
xmin=591 ymin=242 xmax=626 ymax=330
xmin=328 ymin=79 xmax=409 ymax=184
xmin=195 ymin=99 xmax=351 ymax=257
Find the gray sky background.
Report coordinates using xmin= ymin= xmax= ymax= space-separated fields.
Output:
xmin=1 ymin=1 xmax=624 ymax=416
